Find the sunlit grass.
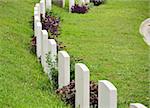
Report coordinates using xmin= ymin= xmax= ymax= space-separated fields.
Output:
xmin=0 ymin=0 xmax=70 ymax=107
xmin=52 ymin=0 xmax=150 ymax=107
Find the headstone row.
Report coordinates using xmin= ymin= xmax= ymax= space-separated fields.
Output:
xmin=34 ymin=0 xmax=92 ymax=14
xmin=34 ymin=1 xmax=148 ymax=108
xmin=41 ymin=29 xmax=57 ymax=74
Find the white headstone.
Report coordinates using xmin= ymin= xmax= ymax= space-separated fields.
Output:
xmin=75 ymin=63 xmax=89 ymax=108
xmin=35 ymin=3 xmax=41 ymax=21
xmin=69 ymin=0 xmax=74 ymax=12
xmin=34 ymin=6 xmax=39 ymax=35
xmin=41 ymin=30 xmax=48 ymax=73
xmin=143 ymin=25 xmax=150 ymax=45
xmin=130 ymin=103 xmax=147 ymax=108
xmin=34 ymin=16 xmax=40 ymax=37
xmin=40 ymin=0 xmax=45 ymax=19
xmin=48 ymin=39 xmax=57 ymax=68
xmin=34 ymin=7 xmax=38 ymax=22
xmin=139 ymin=18 xmax=150 ymax=46
xmin=140 ymin=18 xmax=150 ymax=36
xmin=58 ymin=51 xmax=70 ymax=88
xmin=85 ymin=0 xmax=90 ymax=3
xmin=46 ymin=0 xmax=52 ymax=10
xmin=34 ymin=6 xmax=38 ymax=13
xmin=98 ymin=80 xmax=117 ymax=108
xmin=36 ymin=22 xmax=42 ymax=59
xmin=62 ymin=0 xmax=65 ymax=8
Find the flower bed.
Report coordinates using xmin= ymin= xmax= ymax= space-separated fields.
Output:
xmin=56 ymin=80 xmax=98 ymax=108
xmin=71 ymin=4 xmax=89 ymax=14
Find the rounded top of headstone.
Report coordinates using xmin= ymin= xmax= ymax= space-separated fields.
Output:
xmin=34 ymin=6 xmax=38 ymax=11
xmin=75 ymin=63 xmax=90 ymax=73
xmin=42 ymin=30 xmax=48 ymax=36
xmin=48 ymin=39 xmax=57 ymax=45
xmin=99 ymin=80 xmax=117 ymax=91
xmin=35 ymin=3 xmax=40 ymax=7
xmin=139 ymin=18 xmax=150 ymax=36
xmin=40 ymin=0 xmax=44 ymax=3
xmin=139 ymin=18 xmax=150 ymax=46
xmin=58 ymin=51 xmax=70 ymax=58
xmin=130 ymin=103 xmax=147 ymax=108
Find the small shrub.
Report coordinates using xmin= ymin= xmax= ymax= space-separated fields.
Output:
xmin=30 ymin=12 xmax=65 ymax=53
xmin=71 ymin=4 xmax=89 ymax=14
xmin=41 ymin=12 xmax=61 ymax=38
xmin=56 ymin=80 xmax=75 ymax=107
xmin=41 ymin=12 xmax=66 ymax=51
xmin=46 ymin=52 xmax=58 ymax=89
xmin=70 ymin=56 xmax=83 ymax=80
xmin=46 ymin=52 xmax=83 ymax=90
xmin=56 ymin=81 xmax=98 ymax=108
xmin=90 ymin=0 xmax=104 ymax=6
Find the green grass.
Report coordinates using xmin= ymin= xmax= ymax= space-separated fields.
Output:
xmin=0 ymin=0 xmax=70 ymax=107
xmin=0 ymin=0 xmax=149 ymax=107
xmin=51 ymin=0 xmax=150 ymax=107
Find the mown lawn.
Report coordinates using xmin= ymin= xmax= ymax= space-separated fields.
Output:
xmin=0 ymin=0 xmax=149 ymax=107
xmin=51 ymin=0 xmax=150 ymax=107
xmin=0 ymin=0 xmax=70 ymax=107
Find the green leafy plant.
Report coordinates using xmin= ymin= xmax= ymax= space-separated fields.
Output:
xmin=70 ymin=55 xmax=83 ymax=80
xmin=46 ymin=52 xmax=83 ymax=90
xmin=46 ymin=52 xmax=58 ymax=90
